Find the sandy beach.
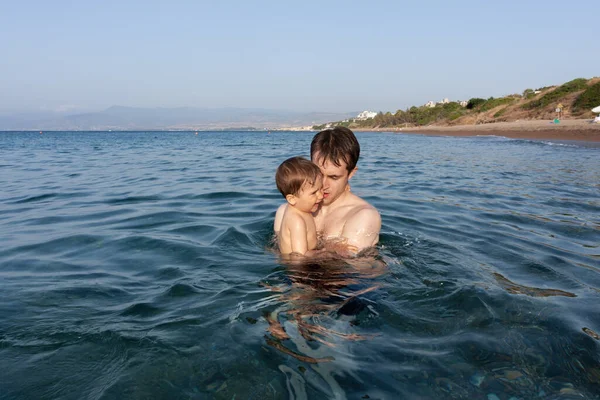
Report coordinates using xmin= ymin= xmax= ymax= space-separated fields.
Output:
xmin=357 ymin=119 xmax=600 ymax=142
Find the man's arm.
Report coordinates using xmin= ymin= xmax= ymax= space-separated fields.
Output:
xmin=340 ymin=206 xmax=381 ymax=253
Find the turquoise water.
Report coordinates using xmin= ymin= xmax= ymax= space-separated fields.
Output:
xmin=1 ymin=131 xmax=599 ymax=399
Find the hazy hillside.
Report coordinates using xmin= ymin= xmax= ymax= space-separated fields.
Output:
xmin=315 ymin=77 xmax=600 ymax=130
xmin=0 ymin=106 xmax=356 ymax=131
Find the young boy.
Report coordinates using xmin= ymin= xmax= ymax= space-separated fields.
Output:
xmin=274 ymin=156 xmax=324 ymax=256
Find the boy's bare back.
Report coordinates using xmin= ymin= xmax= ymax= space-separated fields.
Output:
xmin=274 ymin=204 xmax=318 ymax=255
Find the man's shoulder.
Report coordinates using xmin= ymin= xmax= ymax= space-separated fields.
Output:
xmin=347 ymin=193 xmax=379 ymax=216
xmin=344 ymin=195 xmax=381 ymax=230
xmin=354 ymin=202 xmax=380 ymax=217
xmin=339 ymin=196 xmax=381 ymax=249
xmin=348 ymin=202 xmax=380 ymax=224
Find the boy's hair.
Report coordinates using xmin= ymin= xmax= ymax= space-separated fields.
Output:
xmin=310 ymin=126 xmax=360 ymax=172
xmin=276 ymin=156 xmax=322 ymax=197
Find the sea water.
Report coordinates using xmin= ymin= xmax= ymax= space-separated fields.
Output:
xmin=0 ymin=131 xmax=599 ymax=399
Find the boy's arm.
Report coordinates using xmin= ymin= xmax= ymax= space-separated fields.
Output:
xmin=288 ymin=215 xmax=310 ymax=255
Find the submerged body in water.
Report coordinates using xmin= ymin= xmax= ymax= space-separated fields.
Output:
xmin=0 ymin=131 xmax=599 ymax=399
xmin=263 ymin=251 xmax=386 ymax=361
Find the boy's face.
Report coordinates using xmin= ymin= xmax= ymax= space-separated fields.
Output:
xmin=311 ymin=153 xmax=356 ymax=206
xmin=288 ymin=175 xmax=323 ymax=213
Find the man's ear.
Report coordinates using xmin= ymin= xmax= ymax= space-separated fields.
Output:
xmin=285 ymin=194 xmax=297 ymax=205
xmin=348 ymin=167 xmax=358 ymax=180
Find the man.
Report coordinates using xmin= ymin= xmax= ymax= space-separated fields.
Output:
xmin=310 ymin=127 xmax=380 ymax=254
xmin=274 ymin=127 xmax=380 ymax=256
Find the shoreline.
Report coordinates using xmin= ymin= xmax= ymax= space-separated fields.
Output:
xmin=355 ymin=119 xmax=600 ymax=142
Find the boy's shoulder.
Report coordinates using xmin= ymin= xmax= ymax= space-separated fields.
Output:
xmin=274 ymin=203 xmax=305 ymax=233
xmin=274 ymin=204 xmax=287 ymax=234
xmin=275 ymin=203 xmax=308 ymax=228
xmin=276 ymin=203 xmax=288 ymax=217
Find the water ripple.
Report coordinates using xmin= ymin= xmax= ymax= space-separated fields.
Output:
xmin=0 ymin=131 xmax=598 ymax=399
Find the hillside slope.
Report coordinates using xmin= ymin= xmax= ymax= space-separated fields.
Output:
xmin=316 ymin=77 xmax=600 ymax=130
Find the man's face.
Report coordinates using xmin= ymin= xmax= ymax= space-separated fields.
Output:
xmin=312 ymin=153 xmax=356 ymax=206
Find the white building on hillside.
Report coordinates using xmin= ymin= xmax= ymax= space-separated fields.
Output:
xmin=356 ymin=110 xmax=378 ymax=120
xmin=425 ymin=101 xmax=437 ymax=108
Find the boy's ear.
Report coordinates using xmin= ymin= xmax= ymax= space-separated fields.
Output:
xmin=285 ymin=194 xmax=297 ymax=205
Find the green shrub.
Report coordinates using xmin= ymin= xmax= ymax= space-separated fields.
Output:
xmin=392 ymin=103 xmax=468 ymax=126
xmin=448 ymin=111 xmax=463 ymax=120
xmin=479 ymin=97 xmax=515 ymax=112
xmin=523 ymin=89 xmax=536 ymax=99
xmin=441 ymin=102 xmax=463 ymax=112
xmin=522 ymin=78 xmax=589 ymax=110
xmin=572 ymin=82 xmax=600 ymax=111
xmin=494 ymin=108 xmax=508 ymax=118
xmin=466 ymin=98 xmax=486 ymax=109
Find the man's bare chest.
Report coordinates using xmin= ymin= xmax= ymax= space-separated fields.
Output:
xmin=315 ymin=207 xmax=351 ymax=238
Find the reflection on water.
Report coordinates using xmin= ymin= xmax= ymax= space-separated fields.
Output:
xmin=259 ymin=248 xmax=389 ymax=399
xmin=0 ymin=131 xmax=599 ymax=399
xmin=492 ymin=272 xmax=577 ymax=297
xmin=263 ymin=252 xmax=386 ymax=358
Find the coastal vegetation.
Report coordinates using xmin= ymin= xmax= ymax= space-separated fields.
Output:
xmin=313 ymin=77 xmax=600 ymax=130
xmin=572 ymin=81 xmax=600 ymax=112
xmin=521 ymin=78 xmax=588 ymax=110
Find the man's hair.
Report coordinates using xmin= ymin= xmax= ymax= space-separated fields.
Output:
xmin=310 ymin=126 xmax=360 ymax=172
xmin=275 ymin=156 xmax=322 ymax=197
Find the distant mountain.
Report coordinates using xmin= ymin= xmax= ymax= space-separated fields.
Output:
xmin=0 ymin=106 xmax=356 ymax=131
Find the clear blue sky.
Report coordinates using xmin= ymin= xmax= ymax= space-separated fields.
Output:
xmin=1 ymin=0 xmax=598 ymax=114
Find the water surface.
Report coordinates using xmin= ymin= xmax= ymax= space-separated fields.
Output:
xmin=1 ymin=131 xmax=599 ymax=399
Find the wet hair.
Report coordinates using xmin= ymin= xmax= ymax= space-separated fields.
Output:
xmin=275 ymin=156 xmax=322 ymax=197
xmin=310 ymin=126 xmax=360 ymax=172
